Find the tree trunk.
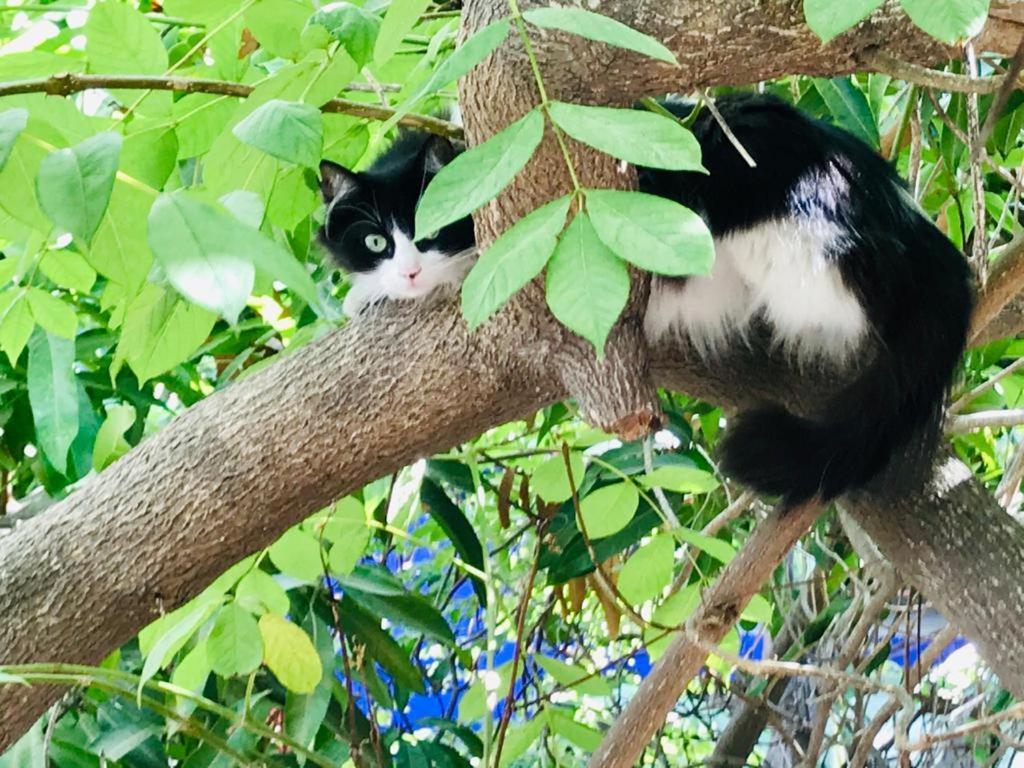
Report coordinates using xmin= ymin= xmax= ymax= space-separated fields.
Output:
xmin=3 ymin=0 xmax=1024 ymax=752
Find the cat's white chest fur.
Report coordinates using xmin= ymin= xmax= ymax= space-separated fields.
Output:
xmin=645 ymin=217 xmax=868 ymax=362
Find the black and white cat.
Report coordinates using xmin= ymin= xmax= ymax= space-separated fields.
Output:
xmin=318 ymin=94 xmax=973 ymax=503
xmin=318 ymin=132 xmax=476 ymax=317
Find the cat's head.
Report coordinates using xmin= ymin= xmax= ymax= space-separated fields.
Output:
xmin=318 ymin=133 xmax=476 ymax=316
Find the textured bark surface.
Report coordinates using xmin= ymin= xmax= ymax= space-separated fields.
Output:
xmin=3 ymin=0 xmax=1024 ymax=753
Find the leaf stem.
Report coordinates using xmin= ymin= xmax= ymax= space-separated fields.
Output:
xmin=506 ymin=0 xmax=582 ymax=194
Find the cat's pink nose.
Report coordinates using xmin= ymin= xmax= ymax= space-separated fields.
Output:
xmin=403 ymin=266 xmax=422 ymax=281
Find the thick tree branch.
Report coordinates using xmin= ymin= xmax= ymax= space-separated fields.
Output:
xmin=4 ymin=0 xmax=1024 ymax=755
xmin=0 ymin=73 xmax=465 ymax=139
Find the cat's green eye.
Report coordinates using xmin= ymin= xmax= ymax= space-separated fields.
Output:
xmin=364 ymin=233 xmax=388 ymax=253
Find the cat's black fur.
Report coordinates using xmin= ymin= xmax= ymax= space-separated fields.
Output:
xmin=318 ymin=94 xmax=973 ymax=504
xmin=318 ymin=132 xmax=474 ymax=275
xmin=639 ymin=94 xmax=971 ymax=502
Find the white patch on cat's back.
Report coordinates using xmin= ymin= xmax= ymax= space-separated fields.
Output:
xmin=645 ymin=217 xmax=868 ymax=363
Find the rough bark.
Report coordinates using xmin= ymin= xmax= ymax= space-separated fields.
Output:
xmin=3 ymin=0 xmax=1024 ymax=753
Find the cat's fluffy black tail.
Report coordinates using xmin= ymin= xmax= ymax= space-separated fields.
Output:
xmin=719 ymin=225 xmax=973 ymax=505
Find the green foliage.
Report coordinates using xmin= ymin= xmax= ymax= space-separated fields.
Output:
xmin=803 ymin=0 xmax=884 ymax=43
xmin=415 ymin=108 xmax=544 ymax=240
xmin=804 ymin=0 xmax=990 ymax=43
xmin=548 ymin=102 xmax=706 ymax=171
xmin=460 ymin=195 xmax=571 ymax=329
xmin=37 ymin=132 xmax=121 ymax=244
xmin=900 ymin=0 xmax=990 ymax=44
xmin=521 ymin=7 xmax=678 ymax=65
xmin=232 ymin=99 xmax=324 ymax=167
xmin=545 ymin=211 xmax=629 ymax=354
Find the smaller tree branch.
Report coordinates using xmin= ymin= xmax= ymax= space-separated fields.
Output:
xmin=586 ymin=501 xmax=822 ymax=768
xmin=863 ymin=50 xmax=1017 ymax=93
xmin=946 ymin=408 xmax=1024 ymax=433
xmin=848 ymin=624 xmax=960 ymax=768
xmin=0 ymin=73 xmax=464 ymax=139
xmin=979 ymin=35 xmax=1024 ymax=148
xmin=970 ymin=230 xmax=1024 ymax=343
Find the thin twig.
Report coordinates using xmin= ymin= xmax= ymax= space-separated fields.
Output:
xmin=946 ymin=408 xmax=1024 ymax=433
xmin=848 ymin=624 xmax=960 ymax=768
xmin=863 ymin=51 xmax=1016 ymax=94
xmin=703 ymin=90 xmax=757 ymax=168
xmin=978 ymin=35 xmax=1024 ymax=150
xmin=965 ymin=41 xmax=990 ymax=281
xmin=970 ymin=230 xmax=1024 ymax=342
xmin=0 ymin=73 xmax=464 ymax=139
xmin=949 ymin=357 xmax=1024 ymax=414
xmin=643 ymin=436 xmax=683 ymax=529
xmin=493 ymin=531 xmax=544 ymax=766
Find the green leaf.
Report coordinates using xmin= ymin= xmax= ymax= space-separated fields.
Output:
xmin=534 ymin=655 xmax=610 ymax=697
xmin=617 ymin=534 xmax=674 ymax=604
xmin=284 ymin=619 xmax=334 ymax=751
xmin=208 ymin=603 xmax=264 ymax=677
xmin=92 ymin=403 xmax=135 ymax=472
xmin=147 ymin=192 xmax=254 ymax=323
xmin=425 ymin=17 xmax=510 ymax=92
xmin=235 ymin=569 xmax=291 ymax=616
xmin=324 ymin=498 xmax=371 ymax=576
xmin=638 ymin=466 xmax=720 ymax=494
xmin=419 ymin=478 xmax=487 ymax=604
xmin=586 ymin=189 xmax=714 ymax=277
xmin=0 ymin=290 xmax=34 ymax=365
xmin=268 ymin=528 xmax=325 ymax=584
xmin=673 ymin=527 xmax=736 ymax=564
xmin=338 ymin=596 xmax=426 ymax=694
xmin=334 ymin=563 xmax=407 ymax=597
xmin=173 ymin=94 xmax=239 ymax=159
xmin=374 ymin=0 xmax=431 ymax=64
xmin=548 ymin=102 xmax=705 ymax=171
xmin=345 ymin=587 xmax=456 ymax=645
xmin=36 ymin=132 xmax=121 ymax=244
xmin=545 ymin=211 xmax=629 ymax=354
xmin=25 ymin=288 xmax=76 ymax=339
xmin=532 ymin=451 xmax=585 ymax=504
xmin=497 ymin=715 xmax=543 ymax=767
xmin=900 ymin=0 xmax=990 ymax=43
xmin=27 ymin=329 xmax=78 ymax=474
xmin=39 ymin=250 xmax=97 ymax=293
xmin=646 ymin=584 xmax=700 ymax=659
xmin=460 ymin=195 xmax=571 ymax=329
xmin=233 ymin=99 xmax=324 ymax=168
xmin=813 ymin=77 xmax=880 ymax=148
xmin=86 ymin=0 xmax=169 ymax=74
xmin=170 ymin=641 xmax=210 ymax=716
xmin=803 ymin=0 xmax=884 ymax=43
xmin=415 ymin=109 xmax=544 ymax=240
xmin=382 ymin=18 xmax=511 ymax=133
xmin=244 ymin=0 xmax=312 ymax=60
xmin=547 ymin=708 xmax=603 ymax=751
xmin=579 ymin=481 xmax=639 ymax=539
xmin=741 ymin=593 xmax=774 ymax=624
xmin=138 ymin=598 xmax=220 ymax=702
xmin=310 ymin=3 xmax=381 ymax=67
xmin=522 ymin=7 xmax=677 ymax=65
xmin=259 ymin=614 xmax=324 ymax=694
xmin=117 ymin=284 xmax=218 ymax=383
xmin=0 ymin=109 xmax=27 ymax=173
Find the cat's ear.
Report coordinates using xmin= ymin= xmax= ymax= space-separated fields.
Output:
xmin=421 ymin=135 xmax=456 ymax=173
xmin=319 ymin=160 xmax=358 ymax=202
